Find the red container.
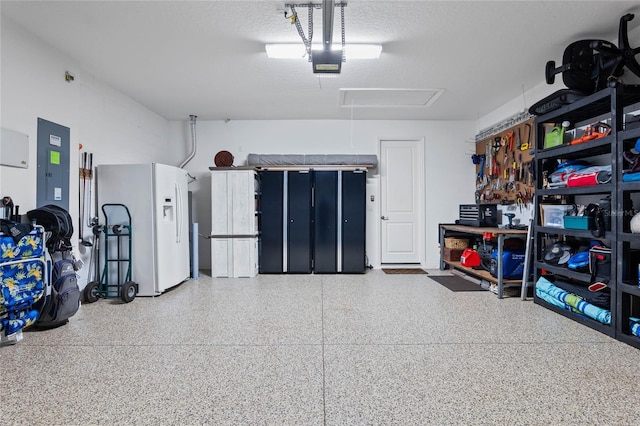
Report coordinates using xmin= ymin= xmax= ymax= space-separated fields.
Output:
xmin=460 ymin=248 xmax=481 ymax=267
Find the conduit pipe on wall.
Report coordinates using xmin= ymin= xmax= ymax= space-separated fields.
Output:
xmin=179 ymin=114 xmax=197 ymax=169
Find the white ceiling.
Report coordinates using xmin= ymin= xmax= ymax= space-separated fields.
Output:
xmin=2 ymin=0 xmax=640 ymax=121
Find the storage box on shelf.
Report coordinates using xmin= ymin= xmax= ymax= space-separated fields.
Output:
xmin=540 ymin=204 xmax=573 ymax=228
xmin=563 ymin=215 xmax=594 ymax=230
xmin=533 ymin=84 xmax=640 ymax=347
xmin=444 ymin=237 xmax=469 ymax=250
xmin=442 ymin=247 xmax=465 ymax=262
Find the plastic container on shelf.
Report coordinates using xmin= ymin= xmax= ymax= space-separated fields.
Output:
xmin=540 ymin=204 xmax=573 ymax=228
xmin=563 ymin=215 xmax=594 ymax=230
xmin=544 ymin=126 xmax=566 ymax=148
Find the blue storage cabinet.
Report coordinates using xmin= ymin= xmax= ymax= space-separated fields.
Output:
xmin=341 ymin=171 xmax=367 ymax=273
xmin=287 ymin=171 xmax=313 ymax=273
xmin=313 ymin=171 xmax=339 ymax=273
xmin=258 ymin=169 xmax=366 ymax=274
xmin=258 ymin=171 xmax=285 ymax=273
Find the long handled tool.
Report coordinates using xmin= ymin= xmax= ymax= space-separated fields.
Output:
xmin=87 ymin=220 xmax=101 ymax=283
xmin=80 ymin=152 xmax=93 ymax=247
xmin=86 ymin=153 xmax=94 ymax=228
xmin=80 ymin=152 xmax=87 ymax=240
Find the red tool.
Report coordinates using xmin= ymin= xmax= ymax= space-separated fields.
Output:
xmin=570 ymin=122 xmax=611 ymax=145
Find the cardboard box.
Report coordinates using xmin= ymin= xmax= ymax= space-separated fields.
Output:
xmin=443 ymin=247 xmax=465 ymax=262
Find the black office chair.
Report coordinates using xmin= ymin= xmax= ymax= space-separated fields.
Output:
xmin=546 ymin=14 xmax=640 ymax=92
xmin=590 ymin=14 xmax=640 ymax=86
xmin=545 ymin=39 xmax=617 ymax=93
xmin=530 ymin=13 xmax=640 ymax=115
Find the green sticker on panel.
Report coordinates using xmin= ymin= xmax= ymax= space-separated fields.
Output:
xmin=50 ymin=150 xmax=60 ymax=165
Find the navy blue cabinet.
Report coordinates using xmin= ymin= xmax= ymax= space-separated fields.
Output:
xmin=314 ymin=171 xmax=339 ymax=273
xmin=258 ymin=169 xmax=366 ymax=274
xmin=341 ymin=171 xmax=367 ymax=273
xmin=287 ymin=171 xmax=313 ymax=273
xmin=258 ymin=171 xmax=284 ymax=273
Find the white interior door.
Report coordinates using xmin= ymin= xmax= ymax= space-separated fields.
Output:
xmin=380 ymin=139 xmax=424 ymax=264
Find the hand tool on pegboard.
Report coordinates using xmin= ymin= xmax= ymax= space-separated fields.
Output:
xmin=516 ymin=191 xmax=524 ymax=212
xmin=518 ymin=153 xmax=523 ymax=182
xmin=521 ymin=123 xmax=532 ymax=150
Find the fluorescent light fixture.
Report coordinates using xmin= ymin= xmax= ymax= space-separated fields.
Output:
xmin=265 ymin=44 xmax=382 ymax=59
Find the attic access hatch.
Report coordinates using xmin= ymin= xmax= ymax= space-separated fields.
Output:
xmin=339 ymin=88 xmax=445 ymax=108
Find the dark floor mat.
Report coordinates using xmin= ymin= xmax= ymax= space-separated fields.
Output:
xmin=429 ymin=275 xmax=485 ymax=292
xmin=382 ymin=268 xmax=428 ymax=274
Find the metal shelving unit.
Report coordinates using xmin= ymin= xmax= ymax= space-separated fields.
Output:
xmin=532 ymin=84 xmax=640 ymax=347
xmin=616 ymin=114 xmax=640 ymax=349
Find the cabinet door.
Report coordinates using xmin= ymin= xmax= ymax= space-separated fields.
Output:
xmin=211 ymin=170 xmax=256 ymax=236
xmin=341 ymin=171 xmax=367 ymax=273
xmin=231 ymin=171 xmax=257 ymax=235
xmin=259 ymin=171 xmax=284 ymax=273
xmin=314 ymin=171 xmax=338 ymax=273
xmin=287 ymin=171 xmax=313 ymax=273
xmin=210 ymin=171 xmax=231 ymax=235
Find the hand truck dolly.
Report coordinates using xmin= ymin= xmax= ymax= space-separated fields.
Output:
xmin=83 ymin=203 xmax=137 ymax=303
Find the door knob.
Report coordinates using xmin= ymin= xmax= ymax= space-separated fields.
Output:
xmin=381 ymin=216 xmax=389 ymax=220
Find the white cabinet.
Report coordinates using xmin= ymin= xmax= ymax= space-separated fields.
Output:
xmin=211 ymin=169 xmax=257 ymax=235
xmin=210 ymin=237 xmax=258 ymax=278
xmin=210 ymin=169 xmax=258 ymax=277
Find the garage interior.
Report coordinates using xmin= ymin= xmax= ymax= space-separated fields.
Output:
xmin=2 ymin=1 xmax=640 ymax=424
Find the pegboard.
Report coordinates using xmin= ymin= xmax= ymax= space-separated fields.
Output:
xmin=474 ymin=118 xmax=536 ymax=210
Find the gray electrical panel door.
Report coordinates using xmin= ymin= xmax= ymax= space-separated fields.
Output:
xmin=37 ymin=118 xmax=70 ymax=210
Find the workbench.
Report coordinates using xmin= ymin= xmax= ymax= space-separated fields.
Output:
xmin=438 ymin=224 xmax=529 ymax=299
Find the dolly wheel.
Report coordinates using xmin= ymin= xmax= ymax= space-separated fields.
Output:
xmin=84 ymin=281 xmax=100 ymax=303
xmin=120 ymin=281 xmax=137 ymax=303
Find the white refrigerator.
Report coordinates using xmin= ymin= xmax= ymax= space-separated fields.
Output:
xmin=96 ymin=163 xmax=190 ymax=296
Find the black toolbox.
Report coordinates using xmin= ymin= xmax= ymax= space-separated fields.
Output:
xmin=458 ymin=204 xmax=498 ymax=227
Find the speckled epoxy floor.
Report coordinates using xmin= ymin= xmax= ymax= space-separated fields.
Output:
xmin=3 ymin=270 xmax=640 ymax=425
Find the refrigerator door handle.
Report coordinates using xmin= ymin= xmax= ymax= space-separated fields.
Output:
xmin=175 ymin=183 xmax=182 ymax=243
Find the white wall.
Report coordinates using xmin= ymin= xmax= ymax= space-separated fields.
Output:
xmin=1 ymin=17 xmax=172 ymax=286
xmin=0 ymin=17 xmax=173 ymax=207
xmin=480 ymin=21 xmax=640 ymax=130
xmin=169 ymin=119 xmax=477 ymax=270
xmin=477 ymin=79 xmax=564 ymax=132
xmin=0 ymin=13 xmax=495 ymax=274
xmin=1 ymin=13 xmax=479 ymax=276
xmin=4 ymin=7 xmax=638 ymax=278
